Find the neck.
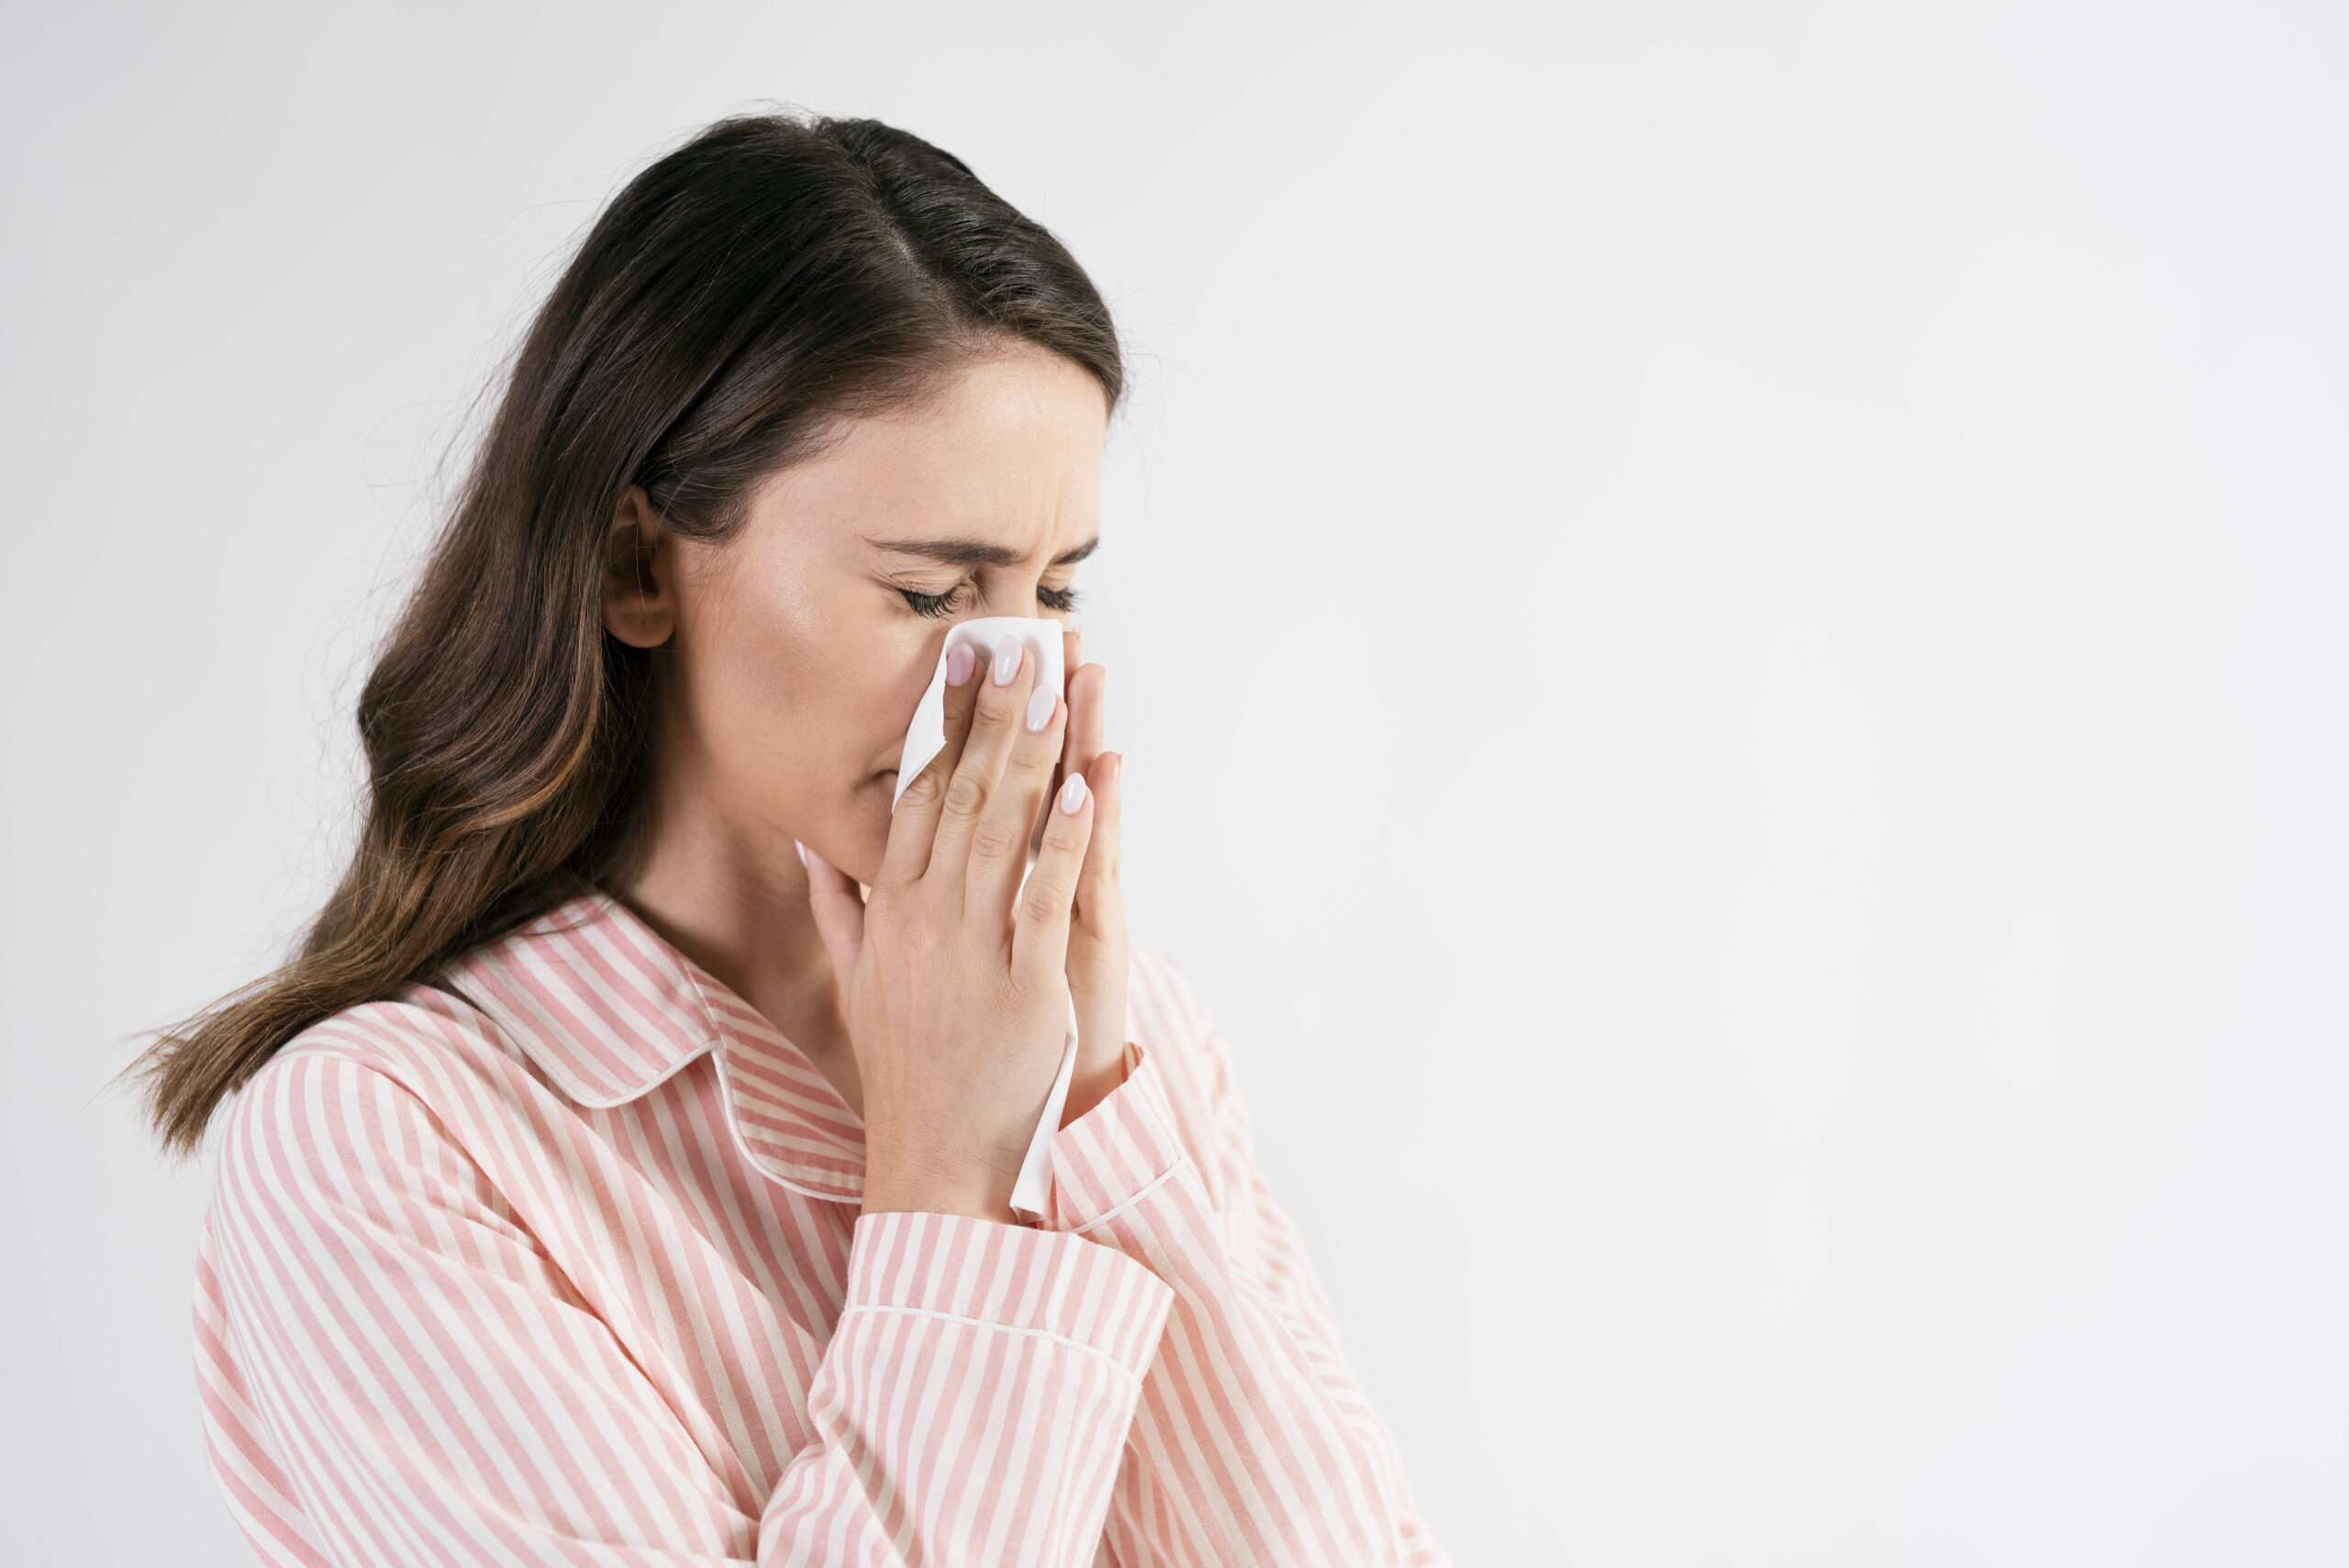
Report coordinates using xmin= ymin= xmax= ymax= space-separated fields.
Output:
xmin=603 ymin=757 xmax=860 ymax=1115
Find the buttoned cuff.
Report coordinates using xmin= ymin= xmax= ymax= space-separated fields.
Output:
xmin=1044 ymin=1047 xmax=1192 ymax=1234
xmin=841 ymin=1208 xmax=1172 ymax=1381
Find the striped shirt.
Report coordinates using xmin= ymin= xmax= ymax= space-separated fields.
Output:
xmin=195 ymin=888 xmax=1449 ymax=1566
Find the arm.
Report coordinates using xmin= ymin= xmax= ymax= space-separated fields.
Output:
xmin=202 ymin=1050 xmax=1173 ymax=1568
xmin=1042 ymin=980 xmax=1451 ymax=1568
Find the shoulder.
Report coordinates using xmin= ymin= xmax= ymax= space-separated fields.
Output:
xmin=231 ymin=980 xmax=515 ymax=1117
xmin=211 ymin=984 xmax=517 ymax=1211
xmin=1123 ymin=941 xmax=1256 ymax=1167
xmin=201 ymin=987 xmax=573 ymax=1367
xmin=1126 ymin=943 xmax=1221 ymax=1072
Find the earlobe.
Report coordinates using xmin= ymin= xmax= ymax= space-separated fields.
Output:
xmin=600 ymin=487 xmax=676 ymax=649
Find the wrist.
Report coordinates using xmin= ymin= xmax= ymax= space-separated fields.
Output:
xmin=860 ymin=1190 xmax=1021 ymax=1226
xmin=861 ymin=1141 xmax=1023 ymax=1226
xmin=1057 ymin=1040 xmax=1135 ymax=1129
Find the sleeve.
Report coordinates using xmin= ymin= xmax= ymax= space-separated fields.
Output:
xmin=201 ymin=1050 xmax=1174 ymax=1568
xmin=1041 ymin=977 xmax=1452 ymax=1568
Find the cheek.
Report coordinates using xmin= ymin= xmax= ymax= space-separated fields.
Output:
xmin=684 ymin=591 xmax=824 ymax=740
xmin=678 ymin=571 xmax=932 ymax=793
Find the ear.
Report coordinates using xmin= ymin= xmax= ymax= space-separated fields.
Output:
xmin=601 ymin=486 xmax=676 ymax=649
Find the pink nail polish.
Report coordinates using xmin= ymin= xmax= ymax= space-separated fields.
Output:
xmin=944 ymin=641 xmax=975 ymax=685
xmin=1058 ymin=773 xmax=1089 ymax=815
xmin=1025 ymin=684 xmax=1056 ymax=732
xmin=991 ymin=636 xmax=1021 ymax=686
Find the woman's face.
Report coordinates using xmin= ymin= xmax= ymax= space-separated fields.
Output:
xmin=604 ymin=343 xmax=1109 ymax=888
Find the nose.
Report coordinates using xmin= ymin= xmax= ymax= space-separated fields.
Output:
xmin=979 ymin=580 xmax=1047 ymax=618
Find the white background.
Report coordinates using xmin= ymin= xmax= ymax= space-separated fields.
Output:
xmin=5 ymin=2 xmax=2345 ymax=1563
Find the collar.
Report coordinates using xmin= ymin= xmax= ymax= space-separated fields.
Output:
xmin=440 ymin=887 xmax=867 ymax=1202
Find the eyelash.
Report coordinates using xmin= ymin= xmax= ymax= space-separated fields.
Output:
xmin=898 ymin=582 xmax=1081 ymax=619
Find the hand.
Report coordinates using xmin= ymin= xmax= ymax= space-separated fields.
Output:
xmin=1053 ymin=624 xmax=1130 ymax=1126
xmin=801 ymin=634 xmax=1098 ymax=1224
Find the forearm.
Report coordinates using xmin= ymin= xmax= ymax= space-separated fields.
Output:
xmin=1045 ymin=1054 xmax=1443 ymax=1566
xmin=763 ymin=1210 xmax=1174 ymax=1565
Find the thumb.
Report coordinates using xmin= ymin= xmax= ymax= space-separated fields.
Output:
xmin=797 ymin=840 xmax=865 ymax=994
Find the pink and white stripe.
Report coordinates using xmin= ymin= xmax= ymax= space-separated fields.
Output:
xmin=194 ymin=889 xmax=1448 ymax=1566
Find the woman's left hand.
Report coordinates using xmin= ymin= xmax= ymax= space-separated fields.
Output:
xmin=1054 ymin=624 xmax=1129 ymax=1125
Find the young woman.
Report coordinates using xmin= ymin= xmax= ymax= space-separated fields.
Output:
xmin=140 ymin=114 xmax=1447 ymax=1568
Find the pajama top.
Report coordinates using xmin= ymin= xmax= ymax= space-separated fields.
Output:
xmin=193 ymin=887 xmax=1449 ymax=1566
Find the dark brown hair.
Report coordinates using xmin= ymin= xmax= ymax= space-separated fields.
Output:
xmin=133 ymin=112 xmax=1122 ymax=1156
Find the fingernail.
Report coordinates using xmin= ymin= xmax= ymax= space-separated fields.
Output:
xmin=795 ymin=840 xmax=807 ymax=868
xmin=1025 ymin=684 xmax=1056 ymax=732
xmin=1058 ymin=772 xmax=1089 ymax=815
xmin=944 ymin=641 xmax=975 ymax=685
xmin=992 ymin=636 xmax=1021 ymax=686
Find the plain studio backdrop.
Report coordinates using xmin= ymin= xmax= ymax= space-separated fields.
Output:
xmin=5 ymin=2 xmax=2345 ymax=1563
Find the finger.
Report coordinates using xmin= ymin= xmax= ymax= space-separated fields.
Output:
xmin=798 ymin=841 xmax=866 ymax=992
xmin=969 ymin=644 xmax=1070 ymax=929
xmin=1051 ymin=623 xmax=1083 ymax=796
xmin=929 ymin=633 xmax=1036 ymax=897
xmin=1072 ymin=751 xmax=1124 ymax=940
xmin=1063 ymin=660 xmax=1108 ymax=787
xmin=877 ymin=639 xmax=982 ymax=888
xmin=1012 ymin=769 xmax=1096 ymax=988
xmin=1035 ymin=654 xmax=1103 ymax=865
xmin=1066 ymin=751 xmax=1128 ymax=1084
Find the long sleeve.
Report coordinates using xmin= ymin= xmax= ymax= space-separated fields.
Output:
xmin=1043 ymin=968 xmax=1450 ymax=1568
xmin=200 ymin=1049 xmax=1174 ymax=1568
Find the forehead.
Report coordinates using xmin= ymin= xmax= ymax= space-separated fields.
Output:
xmin=748 ymin=346 xmax=1108 ymax=559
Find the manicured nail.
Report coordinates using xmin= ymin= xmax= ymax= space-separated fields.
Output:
xmin=795 ymin=840 xmax=808 ymax=868
xmin=944 ymin=641 xmax=975 ymax=685
xmin=991 ymin=636 xmax=1021 ymax=686
xmin=1058 ymin=772 xmax=1089 ymax=815
xmin=1026 ymin=684 xmax=1056 ymax=732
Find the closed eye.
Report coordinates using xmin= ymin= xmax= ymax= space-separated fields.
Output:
xmin=898 ymin=584 xmax=970 ymax=619
xmin=897 ymin=581 xmax=1081 ymax=617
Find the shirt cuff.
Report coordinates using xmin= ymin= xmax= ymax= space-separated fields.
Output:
xmin=1045 ymin=1046 xmax=1193 ymax=1234
xmin=840 ymin=1209 xmax=1172 ymax=1382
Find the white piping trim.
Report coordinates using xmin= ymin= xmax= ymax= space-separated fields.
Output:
xmin=1071 ymin=1158 xmax=1186 ymax=1237
xmin=836 ymin=1303 xmax=1141 ymax=1390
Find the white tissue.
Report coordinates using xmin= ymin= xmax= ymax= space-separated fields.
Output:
xmin=892 ymin=616 xmax=1080 ymax=1222
xmin=893 ymin=616 xmax=1068 ymax=806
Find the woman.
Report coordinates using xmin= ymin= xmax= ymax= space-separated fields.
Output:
xmin=139 ymin=114 xmax=1447 ymax=1567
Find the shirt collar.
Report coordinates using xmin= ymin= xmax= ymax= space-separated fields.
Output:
xmin=440 ymin=887 xmax=867 ymax=1202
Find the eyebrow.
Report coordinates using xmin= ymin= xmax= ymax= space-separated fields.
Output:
xmin=867 ymin=534 xmax=1099 ymax=569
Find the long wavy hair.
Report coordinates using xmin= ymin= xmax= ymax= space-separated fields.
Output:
xmin=133 ymin=112 xmax=1123 ymax=1157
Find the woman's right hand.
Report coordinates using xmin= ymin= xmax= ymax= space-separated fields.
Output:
xmin=800 ymin=634 xmax=1097 ymax=1225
